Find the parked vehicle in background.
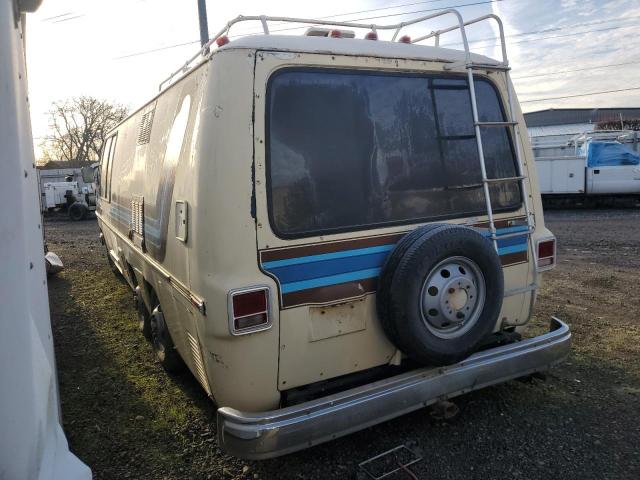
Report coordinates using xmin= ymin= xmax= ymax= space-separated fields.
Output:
xmin=534 ymin=130 xmax=640 ymax=204
xmin=40 ymin=165 xmax=97 ymax=220
xmin=96 ymin=11 xmax=570 ymax=459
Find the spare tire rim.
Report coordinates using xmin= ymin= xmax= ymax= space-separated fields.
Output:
xmin=420 ymin=256 xmax=486 ymax=339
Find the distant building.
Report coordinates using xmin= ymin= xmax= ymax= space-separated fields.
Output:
xmin=524 ymin=108 xmax=640 ymax=139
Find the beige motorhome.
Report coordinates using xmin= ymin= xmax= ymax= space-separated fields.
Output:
xmin=96 ymin=11 xmax=571 ymax=459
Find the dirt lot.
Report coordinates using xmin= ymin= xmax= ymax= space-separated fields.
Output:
xmin=46 ymin=209 xmax=640 ymax=480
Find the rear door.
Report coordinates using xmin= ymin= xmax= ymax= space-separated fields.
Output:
xmin=252 ymin=50 xmax=532 ymax=391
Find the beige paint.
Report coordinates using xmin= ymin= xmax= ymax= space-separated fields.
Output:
xmin=97 ymin=40 xmax=553 ymax=412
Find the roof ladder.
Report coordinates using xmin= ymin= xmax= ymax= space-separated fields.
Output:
xmin=417 ymin=15 xmax=537 ymax=270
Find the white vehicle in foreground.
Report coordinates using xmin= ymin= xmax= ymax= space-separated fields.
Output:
xmin=0 ymin=0 xmax=91 ymax=478
xmin=97 ymin=11 xmax=570 ymax=459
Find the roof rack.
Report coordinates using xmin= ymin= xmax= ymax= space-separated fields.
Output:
xmin=158 ymin=10 xmax=509 ymax=91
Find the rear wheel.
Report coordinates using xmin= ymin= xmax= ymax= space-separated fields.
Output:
xmin=68 ymin=202 xmax=88 ymax=221
xmin=137 ymin=302 xmax=152 ymax=340
xmin=150 ymin=304 xmax=185 ymax=373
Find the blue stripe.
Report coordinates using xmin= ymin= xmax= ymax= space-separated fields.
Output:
xmin=498 ymin=243 xmax=528 ymax=255
xmin=267 ymin=251 xmax=389 ymax=284
xmin=263 ymin=244 xmax=394 ymax=269
xmin=494 ymin=225 xmax=529 ymax=235
xmin=281 ymin=268 xmax=382 ymax=294
xmin=265 ymin=222 xmax=530 ymax=295
xmin=496 ymin=235 xmax=527 ymax=249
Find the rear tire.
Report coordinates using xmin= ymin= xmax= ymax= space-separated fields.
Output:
xmin=150 ymin=304 xmax=185 ymax=373
xmin=68 ymin=202 xmax=88 ymax=221
xmin=138 ymin=304 xmax=152 ymax=340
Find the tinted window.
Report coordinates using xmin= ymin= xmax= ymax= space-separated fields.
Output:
xmin=100 ymin=136 xmax=113 ymax=199
xmin=267 ymin=69 xmax=520 ymax=238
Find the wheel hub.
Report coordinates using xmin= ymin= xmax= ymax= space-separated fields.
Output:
xmin=421 ymin=256 xmax=486 ymax=339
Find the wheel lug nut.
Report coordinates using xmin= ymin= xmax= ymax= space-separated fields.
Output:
xmin=448 ymin=288 xmax=455 ymax=294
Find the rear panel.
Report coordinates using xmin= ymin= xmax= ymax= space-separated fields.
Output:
xmin=252 ymin=50 xmax=534 ymax=390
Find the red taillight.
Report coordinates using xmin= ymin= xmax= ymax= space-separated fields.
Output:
xmin=399 ymin=35 xmax=411 ymax=44
xmin=329 ymin=29 xmax=342 ymax=38
xmin=216 ymin=35 xmax=229 ymax=47
xmin=229 ymin=287 xmax=270 ymax=334
xmin=537 ymin=238 xmax=556 ymax=271
xmin=365 ymin=31 xmax=378 ymax=40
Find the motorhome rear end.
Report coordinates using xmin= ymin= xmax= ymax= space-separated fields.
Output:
xmin=96 ymin=12 xmax=570 ymax=459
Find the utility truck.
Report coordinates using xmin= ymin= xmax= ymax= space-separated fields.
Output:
xmin=96 ymin=11 xmax=570 ymax=459
xmin=534 ymin=131 xmax=640 ymax=203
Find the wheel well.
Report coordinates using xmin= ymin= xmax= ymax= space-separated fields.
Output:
xmin=142 ymin=279 xmax=159 ymax=310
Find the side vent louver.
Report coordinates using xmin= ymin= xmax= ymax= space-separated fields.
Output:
xmin=130 ymin=195 xmax=145 ymax=251
xmin=187 ymin=332 xmax=211 ymax=396
xmin=137 ymin=107 xmax=155 ymax=145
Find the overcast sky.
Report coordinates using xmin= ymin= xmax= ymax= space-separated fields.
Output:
xmin=26 ymin=0 xmax=640 ymax=157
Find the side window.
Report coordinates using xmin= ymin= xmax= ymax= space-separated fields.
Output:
xmin=107 ymin=135 xmax=118 ymax=201
xmin=99 ymin=136 xmax=113 ymax=199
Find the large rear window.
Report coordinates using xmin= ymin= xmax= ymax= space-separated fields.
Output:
xmin=266 ymin=69 xmax=521 ymax=238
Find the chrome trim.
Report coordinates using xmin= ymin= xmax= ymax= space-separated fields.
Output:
xmin=217 ymin=317 xmax=570 ymax=459
xmin=227 ymin=285 xmax=273 ymax=336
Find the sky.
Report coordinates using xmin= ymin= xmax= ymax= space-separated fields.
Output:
xmin=26 ymin=0 xmax=640 ymax=159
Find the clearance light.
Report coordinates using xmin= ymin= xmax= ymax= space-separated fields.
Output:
xmin=329 ymin=29 xmax=342 ymax=38
xmin=399 ymin=35 xmax=412 ymax=44
xmin=228 ymin=286 xmax=271 ymax=335
xmin=216 ymin=35 xmax=230 ymax=47
xmin=537 ymin=238 xmax=556 ymax=271
xmin=365 ymin=31 xmax=378 ymax=40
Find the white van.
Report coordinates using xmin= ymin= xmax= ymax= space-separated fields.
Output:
xmin=96 ymin=11 xmax=571 ymax=459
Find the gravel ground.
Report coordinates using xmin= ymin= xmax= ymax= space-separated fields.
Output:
xmin=46 ymin=209 xmax=640 ymax=480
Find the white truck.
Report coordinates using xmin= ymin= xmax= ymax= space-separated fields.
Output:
xmin=40 ymin=166 xmax=97 ymax=220
xmin=535 ymin=138 xmax=640 ymax=203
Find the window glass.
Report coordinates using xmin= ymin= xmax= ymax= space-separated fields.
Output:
xmin=100 ymin=136 xmax=113 ymax=199
xmin=107 ymin=135 xmax=117 ymax=201
xmin=267 ymin=69 xmax=521 ymax=237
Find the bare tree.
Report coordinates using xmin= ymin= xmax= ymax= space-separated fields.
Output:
xmin=41 ymin=96 xmax=128 ymax=163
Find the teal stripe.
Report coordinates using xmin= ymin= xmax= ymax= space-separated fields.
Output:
xmin=281 ymin=267 xmax=381 ymax=294
xmin=263 ymin=244 xmax=395 ymax=269
xmin=484 ymin=225 xmax=530 ymax=236
xmin=498 ymin=244 xmax=528 ymax=255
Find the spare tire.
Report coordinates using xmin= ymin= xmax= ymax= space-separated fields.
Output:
xmin=377 ymin=224 xmax=504 ymax=366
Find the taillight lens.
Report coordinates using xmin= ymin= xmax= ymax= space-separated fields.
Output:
xmin=365 ymin=31 xmax=378 ymax=40
xmin=228 ymin=287 xmax=271 ymax=334
xmin=537 ymin=238 xmax=556 ymax=271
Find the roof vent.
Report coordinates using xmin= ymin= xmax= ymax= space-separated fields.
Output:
xmin=304 ymin=27 xmax=355 ymax=38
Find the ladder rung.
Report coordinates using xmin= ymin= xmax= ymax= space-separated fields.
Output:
xmin=484 ymin=176 xmax=525 ymax=184
xmin=475 ymin=121 xmax=518 ymax=127
xmin=490 ymin=227 xmax=534 ymax=240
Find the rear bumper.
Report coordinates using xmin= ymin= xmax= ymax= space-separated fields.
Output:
xmin=217 ymin=317 xmax=571 ymax=460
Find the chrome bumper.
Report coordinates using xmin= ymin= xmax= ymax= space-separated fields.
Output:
xmin=217 ymin=317 xmax=571 ymax=460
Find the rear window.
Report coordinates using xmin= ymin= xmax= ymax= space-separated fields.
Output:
xmin=266 ymin=68 xmax=521 ymax=238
